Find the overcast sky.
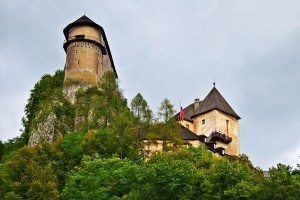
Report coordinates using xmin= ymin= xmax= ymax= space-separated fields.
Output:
xmin=0 ymin=0 xmax=300 ymax=170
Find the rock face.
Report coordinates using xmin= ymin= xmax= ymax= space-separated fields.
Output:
xmin=63 ymin=84 xmax=88 ymax=104
xmin=27 ymin=15 xmax=119 ymax=146
xmin=27 ymin=93 xmax=76 ymax=147
xmin=28 ymin=113 xmax=58 ymax=146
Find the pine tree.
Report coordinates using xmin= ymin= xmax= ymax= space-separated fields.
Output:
xmin=157 ymin=98 xmax=175 ymax=123
xmin=149 ymin=98 xmax=182 ymax=150
xmin=131 ymin=93 xmax=153 ymax=124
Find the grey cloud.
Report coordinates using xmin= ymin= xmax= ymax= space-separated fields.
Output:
xmin=0 ymin=0 xmax=300 ymax=170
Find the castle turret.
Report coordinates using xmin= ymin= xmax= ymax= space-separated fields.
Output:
xmin=63 ymin=15 xmax=117 ymax=85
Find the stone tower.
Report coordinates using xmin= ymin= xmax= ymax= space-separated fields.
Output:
xmin=63 ymin=15 xmax=117 ymax=101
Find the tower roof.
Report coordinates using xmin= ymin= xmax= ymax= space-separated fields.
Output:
xmin=193 ymin=86 xmax=240 ymax=119
xmin=175 ymin=86 xmax=240 ymax=121
xmin=63 ymin=15 xmax=118 ymax=77
xmin=63 ymin=15 xmax=102 ymax=39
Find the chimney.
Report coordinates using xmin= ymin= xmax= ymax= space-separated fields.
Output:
xmin=194 ymin=98 xmax=200 ymax=110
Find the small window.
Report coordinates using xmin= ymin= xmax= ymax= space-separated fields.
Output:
xmin=226 ymin=120 xmax=229 ymax=125
xmin=75 ymin=34 xmax=85 ymax=39
xmin=202 ymin=119 xmax=206 ymax=125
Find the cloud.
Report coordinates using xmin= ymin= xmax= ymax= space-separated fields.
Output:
xmin=0 ymin=0 xmax=300 ymax=170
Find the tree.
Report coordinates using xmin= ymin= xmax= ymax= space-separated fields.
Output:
xmin=157 ymin=98 xmax=175 ymax=123
xmin=0 ymin=140 xmax=4 ymax=161
xmin=131 ymin=93 xmax=153 ymax=124
xmin=258 ymin=164 xmax=300 ymax=200
xmin=1 ymin=146 xmax=59 ymax=199
xmin=75 ymin=72 xmax=128 ymax=132
xmin=61 ymin=156 xmax=145 ymax=200
xmin=148 ymin=98 xmax=182 ymax=150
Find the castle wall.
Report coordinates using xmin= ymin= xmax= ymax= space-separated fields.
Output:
xmin=99 ymin=54 xmax=113 ymax=77
xmin=69 ymin=26 xmax=103 ymax=43
xmin=194 ymin=110 xmax=218 ymax=137
xmin=193 ymin=110 xmax=239 ymax=156
xmin=64 ymin=41 xmax=102 ymax=85
xmin=215 ymin=111 xmax=239 ymax=156
xmin=143 ymin=139 xmax=200 ymax=158
xmin=180 ymin=120 xmax=195 ymax=132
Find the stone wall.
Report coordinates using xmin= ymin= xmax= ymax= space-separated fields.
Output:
xmin=64 ymin=25 xmax=114 ymax=87
xmin=64 ymin=41 xmax=102 ymax=85
xmin=69 ymin=26 xmax=103 ymax=43
xmin=143 ymin=140 xmax=200 ymax=158
xmin=182 ymin=110 xmax=240 ymax=156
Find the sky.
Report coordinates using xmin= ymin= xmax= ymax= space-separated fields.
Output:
xmin=0 ymin=0 xmax=300 ymax=170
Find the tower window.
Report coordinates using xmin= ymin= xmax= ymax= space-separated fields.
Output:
xmin=202 ymin=119 xmax=205 ymax=125
xmin=75 ymin=34 xmax=85 ymax=39
xmin=226 ymin=120 xmax=229 ymax=125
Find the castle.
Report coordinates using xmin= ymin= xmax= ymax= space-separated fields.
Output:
xmin=30 ymin=15 xmax=241 ymax=156
xmin=62 ymin=15 xmax=118 ymax=102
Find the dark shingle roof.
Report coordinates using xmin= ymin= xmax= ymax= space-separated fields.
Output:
xmin=63 ymin=15 xmax=118 ymax=77
xmin=73 ymin=15 xmax=96 ymax=24
xmin=176 ymin=87 xmax=240 ymax=120
xmin=63 ymin=15 xmax=102 ymax=39
xmin=174 ymin=103 xmax=199 ymax=122
xmin=193 ymin=87 xmax=240 ymax=119
xmin=180 ymin=125 xmax=199 ymax=140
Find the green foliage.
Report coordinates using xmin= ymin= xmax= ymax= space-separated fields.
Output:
xmin=147 ymin=99 xmax=182 ymax=151
xmin=0 ymin=137 xmax=25 ymax=163
xmin=0 ymin=146 xmax=59 ymax=199
xmin=158 ymin=98 xmax=176 ymax=123
xmin=61 ymin=156 xmax=145 ymax=200
xmin=257 ymin=164 xmax=300 ymax=200
xmin=61 ymin=146 xmax=278 ymax=200
xmin=75 ymin=72 xmax=128 ymax=132
xmin=60 ymin=132 xmax=85 ymax=168
xmin=131 ymin=93 xmax=153 ymax=124
xmin=18 ymin=69 xmax=75 ymax=147
xmin=22 ymin=70 xmax=67 ymax=144
xmin=0 ymin=141 xmax=4 ymax=160
xmin=2 ymin=69 xmax=300 ymax=199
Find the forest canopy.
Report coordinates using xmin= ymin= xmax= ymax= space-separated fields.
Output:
xmin=0 ymin=71 xmax=300 ymax=199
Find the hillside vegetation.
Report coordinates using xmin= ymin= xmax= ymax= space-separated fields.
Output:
xmin=0 ymin=71 xmax=300 ymax=199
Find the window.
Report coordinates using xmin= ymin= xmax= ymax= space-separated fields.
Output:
xmin=226 ymin=120 xmax=229 ymax=125
xmin=75 ymin=34 xmax=85 ymax=39
xmin=202 ymin=119 xmax=206 ymax=125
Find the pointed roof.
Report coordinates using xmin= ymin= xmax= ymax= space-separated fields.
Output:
xmin=193 ymin=86 xmax=240 ymax=119
xmin=63 ymin=15 xmax=102 ymax=39
xmin=73 ymin=15 xmax=96 ymax=24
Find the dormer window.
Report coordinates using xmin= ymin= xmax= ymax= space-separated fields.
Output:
xmin=202 ymin=119 xmax=205 ymax=125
